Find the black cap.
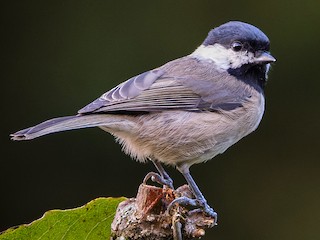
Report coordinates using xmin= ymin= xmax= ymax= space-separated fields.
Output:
xmin=203 ymin=21 xmax=270 ymax=51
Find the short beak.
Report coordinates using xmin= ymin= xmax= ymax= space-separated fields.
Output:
xmin=254 ymin=51 xmax=276 ymax=64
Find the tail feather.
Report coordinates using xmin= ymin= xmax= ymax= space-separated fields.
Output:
xmin=10 ymin=114 xmax=132 ymax=140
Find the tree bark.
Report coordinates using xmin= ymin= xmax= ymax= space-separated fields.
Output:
xmin=111 ymin=184 xmax=215 ymax=240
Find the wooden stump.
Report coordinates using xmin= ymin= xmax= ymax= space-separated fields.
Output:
xmin=111 ymin=184 xmax=215 ymax=240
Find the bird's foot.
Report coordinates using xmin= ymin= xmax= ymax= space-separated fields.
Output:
xmin=143 ymin=172 xmax=174 ymax=189
xmin=168 ymin=196 xmax=218 ymax=225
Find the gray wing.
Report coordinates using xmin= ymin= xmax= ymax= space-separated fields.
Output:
xmin=78 ymin=61 xmax=250 ymax=114
xmin=78 ymin=69 xmax=203 ymax=113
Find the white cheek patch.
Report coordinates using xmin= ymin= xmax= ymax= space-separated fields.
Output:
xmin=228 ymin=50 xmax=255 ymax=69
xmin=190 ymin=44 xmax=255 ymax=70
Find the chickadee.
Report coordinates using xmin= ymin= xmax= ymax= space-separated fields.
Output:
xmin=11 ymin=21 xmax=275 ymax=222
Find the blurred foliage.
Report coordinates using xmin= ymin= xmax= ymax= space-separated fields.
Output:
xmin=1 ymin=1 xmax=320 ymax=240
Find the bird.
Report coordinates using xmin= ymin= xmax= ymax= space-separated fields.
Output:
xmin=11 ymin=21 xmax=275 ymax=223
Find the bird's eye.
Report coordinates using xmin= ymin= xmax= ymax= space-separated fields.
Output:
xmin=231 ymin=41 xmax=243 ymax=52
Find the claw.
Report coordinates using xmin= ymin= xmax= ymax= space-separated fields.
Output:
xmin=143 ymin=172 xmax=174 ymax=189
xmin=168 ymin=196 xmax=198 ymax=210
xmin=168 ymin=196 xmax=218 ymax=225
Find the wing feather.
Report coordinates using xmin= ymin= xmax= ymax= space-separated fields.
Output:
xmin=90 ymin=79 xmax=201 ymax=113
xmin=78 ymin=69 xmax=166 ymax=113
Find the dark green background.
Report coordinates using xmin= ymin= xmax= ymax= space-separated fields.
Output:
xmin=1 ymin=1 xmax=320 ymax=239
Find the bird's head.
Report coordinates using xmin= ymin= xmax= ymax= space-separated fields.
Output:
xmin=191 ymin=21 xmax=276 ymax=82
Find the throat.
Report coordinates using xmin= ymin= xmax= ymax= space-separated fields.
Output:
xmin=228 ymin=64 xmax=267 ymax=91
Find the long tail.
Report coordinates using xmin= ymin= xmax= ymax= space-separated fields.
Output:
xmin=10 ymin=114 xmax=132 ymax=141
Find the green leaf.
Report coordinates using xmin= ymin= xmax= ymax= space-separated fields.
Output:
xmin=0 ymin=197 xmax=126 ymax=240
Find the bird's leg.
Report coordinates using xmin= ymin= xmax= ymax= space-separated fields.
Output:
xmin=169 ymin=164 xmax=218 ymax=224
xmin=143 ymin=158 xmax=174 ymax=189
